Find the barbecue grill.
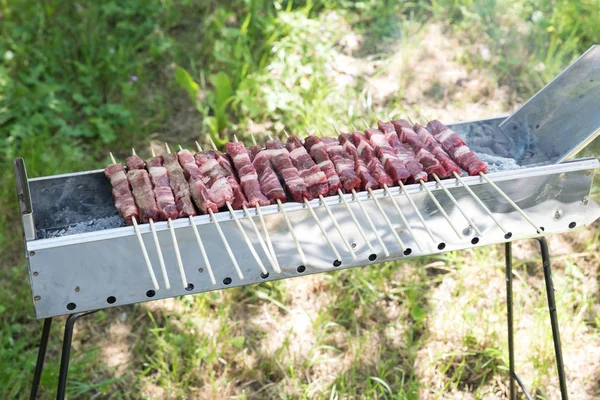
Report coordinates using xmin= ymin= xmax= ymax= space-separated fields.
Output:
xmin=17 ymin=46 xmax=600 ymax=399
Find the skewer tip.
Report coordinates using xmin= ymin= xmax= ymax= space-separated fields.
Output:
xmin=131 ymin=148 xmax=137 ymax=156
xmin=151 ymin=148 xmax=156 ymax=157
xmin=195 ymin=141 xmax=202 ymax=152
xmin=233 ymin=134 xmax=239 ymax=143
xmin=178 ymin=144 xmax=183 ymax=151
xmin=109 ymin=152 xmax=117 ymax=165
xmin=267 ymin=133 xmax=274 ymax=141
xmin=250 ymin=133 xmax=257 ymax=146
xmin=330 ymin=123 xmax=341 ymax=136
xmin=361 ymin=118 xmax=370 ymax=130
xmin=208 ymin=136 xmax=218 ymax=151
xmin=351 ymin=123 xmax=358 ymax=133
xmin=316 ymin=126 xmax=325 ymax=137
xmin=283 ymin=130 xmax=289 ymax=138
xmin=165 ymin=143 xmax=171 ymax=154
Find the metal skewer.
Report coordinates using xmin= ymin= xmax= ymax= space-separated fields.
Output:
xmin=268 ymin=133 xmax=343 ymax=265
xmin=453 ymin=171 xmax=512 ymax=239
xmin=276 ymin=199 xmax=308 ymax=267
xmin=478 ymin=172 xmax=541 ymax=234
xmin=135 ymin=147 xmax=189 ymax=289
xmin=165 ymin=143 xmax=215 ymax=284
xmin=110 ymin=153 xmax=159 ymax=290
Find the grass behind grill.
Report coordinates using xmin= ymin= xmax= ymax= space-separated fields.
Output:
xmin=1 ymin=0 xmax=600 ymax=399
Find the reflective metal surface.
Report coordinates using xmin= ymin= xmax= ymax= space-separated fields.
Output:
xmin=499 ymin=45 xmax=600 ymax=165
xmin=24 ymin=159 xmax=599 ymax=319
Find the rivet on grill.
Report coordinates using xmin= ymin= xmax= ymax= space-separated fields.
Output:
xmin=471 ymin=237 xmax=480 ymax=245
xmin=197 ymin=268 xmax=204 ymax=273
xmin=437 ymin=243 xmax=446 ymax=251
xmin=260 ymin=272 xmax=269 ymax=279
xmin=554 ymin=210 xmax=563 ymax=219
xmin=582 ymin=197 xmax=589 ymax=205
xmin=107 ymin=296 xmax=116 ymax=304
xmin=66 ymin=303 xmax=76 ymax=311
xmin=351 ymin=242 xmax=357 ymax=249
xmin=74 ymin=286 xmax=80 ymax=293
xmin=297 ymin=265 xmax=306 ymax=273
xmin=33 ymin=271 xmax=39 ymax=277
xmin=146 ymin=290 xmax=156 ymax=298
xmin=569 ymin=222 xmax=577 ymax=229
xmin=185 ymin=283 xmax=194 ymax=291
xmin=29 ymin=251 xmax=35 ymax=257
xmin=368 ymin=254 xmax=377 ymax=262
xmin=504 ymin=232 xmax=513 ymax=240
xmin=403 ymin=248 xmax=412 ymax=256
xmin=34 ymin=295 xmax=41 ymax=301
xmin=333 ymin=260 xmax=342 ymax=267
xmin=223 ymin=277 xmax=232 ymax=285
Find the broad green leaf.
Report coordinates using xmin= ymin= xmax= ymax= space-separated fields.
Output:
xmin=174 ymin=66 xmax=200 ymax=103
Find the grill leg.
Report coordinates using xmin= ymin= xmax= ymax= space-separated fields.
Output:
xmin=30 ymin=318 xmax=53 ymax=400
xmin=56 ymin=310 xmax=97 ymax=400
xmin=505 ymin=242 xmax=516 ymax=400
xmin=539 ymin=237 xmax=568 ymax=399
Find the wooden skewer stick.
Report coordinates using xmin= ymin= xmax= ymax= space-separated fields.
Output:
xmin=319 ymin=195 xmax=357 ymax=259
xmin=149 ymin=218 xmax=171 ymax=289
xmin=367 ymin=188 xmax=408 ymax=254
xmin=381 ymin=184 xmax=423 ymax=252
xmin=165 ymin=143 xmax=218 ymax=283
xmin=432 ymin=173 xmax=483 ymax=237
xmin=188 ymin=216 xmax=216 ymax=285
xmin=209 ymin=137 xmax=218 ymax=151
xmin=397 ymin=180 xmax=438 ymax=244
xmin=276 ymin=199 xmax=308 ymax=266
xmin=339 ymin=189 xmax=378 ymax=258
xmin=226 ymin=202 xmax=269 ymax=275
xmin=111 ymin=153 xmax=160 ymax=289
xmin=478 ymin=172 xmax=541 ymax=234
xmin=351 ymin=189 xmax=390 ymax=257
xmin=132 ymin=216 xmax=160 ymax=290
xmin=208 ymin=209 xmax=244 ymax=279
xmin=453 ymin=171 xmax=512 ymax=239
xmin=304 ymin=198 xmax=343 ymax=264
xmin=254 ymin=204 xmax=280 ymax=272
xmin=134 ymin=147 xmax=187 ymax=288
xmin=248 ymin=133 xmax=279 ymax=267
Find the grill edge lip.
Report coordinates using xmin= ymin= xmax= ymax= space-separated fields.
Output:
xmin=23 ymin=157 xmax=600 ymax=252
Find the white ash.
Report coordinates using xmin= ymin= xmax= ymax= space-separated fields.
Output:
xmin=40 ymin=215 xmax=124 ymax=239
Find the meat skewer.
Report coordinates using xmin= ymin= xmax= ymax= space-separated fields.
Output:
xmin=267 ymin=134 xmax=343 ymax=266
xmin=425 ymin=119 xmax=540 ymax=234
xmin=189 ymin=143 xmax=268 ymax=277
xmin=206 ymin=140 xmax=248 ymax=209
xmin=362 ymin=119 xmax=442 ymax=249
xmin=350 ymin=124 xmax=422 ymax=252
xmin=177 ymin=146 xmax=243 ymax=279
xmin=165 ymin=144 xmax=215 ymax=285
xmin=319 ymin=126 xmax=387 ymax=259
xmin=393 ymin=118 xmax=483 ymax=240
xmin=284 ymin=130 xmax=357 ymax=260
xmin=381 ymin=118 xmax=463 ymax=240
xmin=135 ymin=148 xmax=188 ymax=289
xmin=225 ymin=137 xmax=281 ymax=273
xmin=109 ymin=153 xmax=159 ymax=290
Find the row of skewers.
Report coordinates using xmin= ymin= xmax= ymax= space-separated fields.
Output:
xmin=104 ymin=118 xmax=541 ymax=291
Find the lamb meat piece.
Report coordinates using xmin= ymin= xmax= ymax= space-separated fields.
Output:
xmin=413 ymin=123 xmax=462 ymax=177
xmin=252 ymin=150 xmax=287 ymax=202
xmin=226 ymin=141 xmax=270 ymax=207
xmin=391 ymin=120 xmax=447 ymax=178
xmin=177 ymin=149 xmax=218 ymax=213
xmin=126 ymin=168 xmax=161 ymax=223
xmin=285 ymin=135 xmax=329 ymax=198
xmin=265 ymin=138 xmax=310 ymax=202
xmin=208 ymin=149 xmax=248 ymax=209
xmin=350 ymin=133 xmax=395 ymax=187
xmin=145 ymin=155 xmax=179 ymax=220
xmin=247 ymin=145 xmax=262 ymax=162
xmin=304 ymin=135 xmax=342 ymax=196
xmin=363 ymin=128 xmax=411 ymax=183
xmin=104 ymin=163 xmax=139 ymax=224
xmin=426 ymin=120 xmax=488 ymax=176
xmin=126 ymin=154 xmax=145 ymax=171
xmin=378 ymin=120 xmax=427 ymax=182
xmin=339 ymin=133 xmax=379 ymax=190
xmin=163 ymin=153 xmax=197 ymax=217
xmin=195 ymin=150 xmax=235 ymax=208
xmin=320 ymin=136 xmax=362 ymax=192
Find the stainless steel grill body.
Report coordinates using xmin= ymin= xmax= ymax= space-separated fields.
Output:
xmin=16 ymin=118 xmax=600 ymax=317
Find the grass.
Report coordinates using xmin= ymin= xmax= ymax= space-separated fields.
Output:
xmin=1 ymin=0 xmax=600 ymax=398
